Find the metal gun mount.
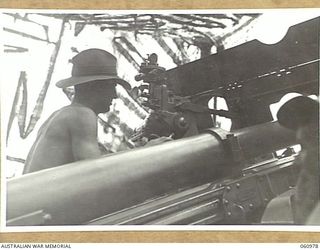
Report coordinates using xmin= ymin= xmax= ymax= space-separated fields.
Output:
xmin=134 ymin=54 xmax=236 ymax=139
xmin=134 ymin=17 xmax=319 ymax=139
xmin=135 ymin=53 xmax=168 ymax=110
xmin=134 ymin=53 xmax=193 ymax=138
xmin=165 ymin=17 xmax=319 ymax=129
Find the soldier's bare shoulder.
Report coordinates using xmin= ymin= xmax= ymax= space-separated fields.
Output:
xmin=45 ymin=105 xmax=97 ymax=133
xmin=59 ymin=105 xmax=97 ymax=129
xmin=61 ymin=104 xmax=96 ymax=118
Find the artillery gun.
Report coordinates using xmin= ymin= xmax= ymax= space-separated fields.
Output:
xmin=6 ymin=17 xmax=319 ymax=226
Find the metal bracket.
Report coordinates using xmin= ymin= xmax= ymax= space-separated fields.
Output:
xmin=206 ymin=128 xmax=245 ymax=167
xmin=222 ymin=176 xmax=264 ymax=224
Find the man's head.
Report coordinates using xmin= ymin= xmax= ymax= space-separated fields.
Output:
xmin=56 ymin=49 xmax=130 ymax=113
xmin=277 ymin=96 xmax=319 ymax=174
xmin=74 ymin=79 xmax=117 ymax=113
xmin=277 ymin=96 xmax=319 ymax=151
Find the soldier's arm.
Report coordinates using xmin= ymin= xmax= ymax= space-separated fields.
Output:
xmin=68 ymin=107 xmax=101 ymax=161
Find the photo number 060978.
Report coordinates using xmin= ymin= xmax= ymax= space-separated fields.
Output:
xmin=1 ymin=9 xmax=319 ymax=230
xmin=300 ymin=244 xmax=319 ymax=248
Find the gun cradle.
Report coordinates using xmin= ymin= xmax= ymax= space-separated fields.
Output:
xmin=87 ymin=156 xmax=298 ymax=225
xmin=7 ymin=122 xmax=297 ymax=226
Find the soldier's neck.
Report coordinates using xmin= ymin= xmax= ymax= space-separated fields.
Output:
xmin=72 ymin=97 xmax=98 ymax=114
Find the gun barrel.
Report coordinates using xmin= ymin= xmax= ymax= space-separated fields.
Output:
xmin=6 ymin=122 xmax=296 ymax=226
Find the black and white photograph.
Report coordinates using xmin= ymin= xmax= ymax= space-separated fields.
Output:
xmin=1 ymin=9 xmax=319 ymax=230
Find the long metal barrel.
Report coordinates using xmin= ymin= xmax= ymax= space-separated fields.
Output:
xmin=6 ymin=122 xmax=296 ymax=226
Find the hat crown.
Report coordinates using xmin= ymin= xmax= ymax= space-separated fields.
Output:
xmin=55 ymin=48 xmax=131 ymax=90
xmin=71 ymin=49 xmax=118 ymax=77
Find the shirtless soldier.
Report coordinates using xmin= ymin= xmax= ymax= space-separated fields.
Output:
xmin=23 ymin=49 xmax=130 ymax=174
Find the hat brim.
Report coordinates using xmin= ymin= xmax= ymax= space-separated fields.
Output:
xmin=277 ymin=96 xmax=319 ymax=130
xmin=56 ymin=75 xmax=131 ymax=90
